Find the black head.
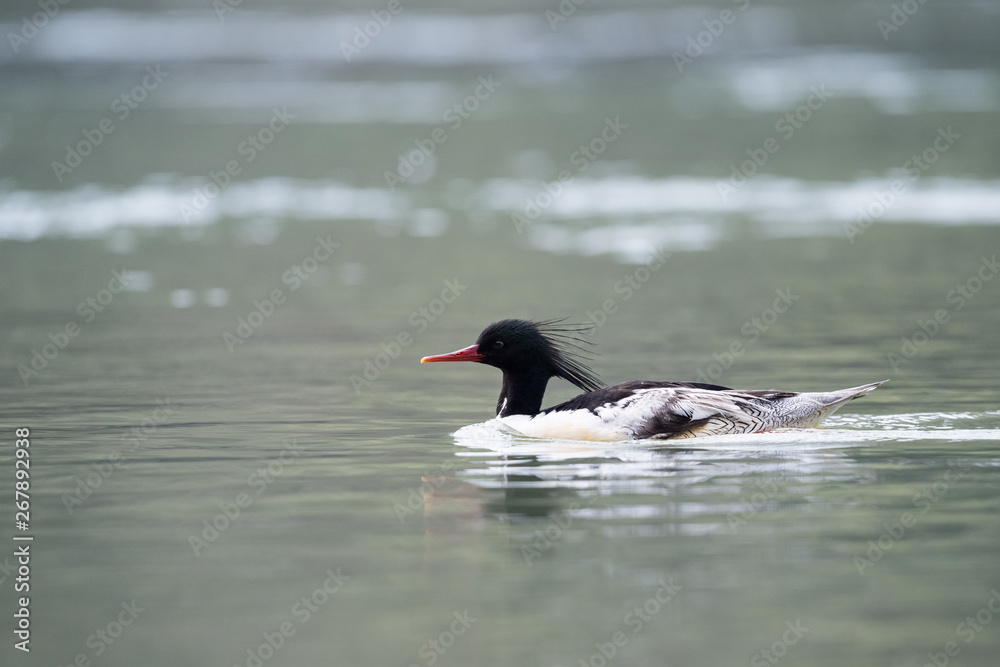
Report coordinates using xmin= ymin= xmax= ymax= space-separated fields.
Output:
xmin=421 ymin=318 xmax=604 ymax=393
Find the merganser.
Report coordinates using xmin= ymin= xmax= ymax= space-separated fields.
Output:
xmin=420 ymin=319 xmax=886 ymax=441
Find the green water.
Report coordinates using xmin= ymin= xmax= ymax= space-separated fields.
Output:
xmin=2 ymin=222 xmax=1000 ymax=667
xmin=3 ymin=6 xmax=1000 ymax=665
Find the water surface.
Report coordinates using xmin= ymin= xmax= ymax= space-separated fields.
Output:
xmin=2 ymin=5 xmax=1000 ymax=666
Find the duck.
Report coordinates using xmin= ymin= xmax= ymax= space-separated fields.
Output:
xmin=420 ymin=319 xmax=886 ymax=441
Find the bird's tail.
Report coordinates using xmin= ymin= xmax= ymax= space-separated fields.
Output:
xmin=809 ymin=380 xmax=888 ymax=422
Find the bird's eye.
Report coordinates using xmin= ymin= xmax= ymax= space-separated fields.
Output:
xmin=492 ymin=341 xmax=504 ymax=349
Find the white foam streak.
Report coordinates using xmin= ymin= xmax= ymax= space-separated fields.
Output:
xmin=2 ymin=175 xmax=998 ymax=246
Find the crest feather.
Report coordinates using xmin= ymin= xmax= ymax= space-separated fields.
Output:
xmin=532 ymin=318 xmax=605 ymax=392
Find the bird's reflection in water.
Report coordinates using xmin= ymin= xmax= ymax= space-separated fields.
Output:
xmin=414 ymin=412 xmax=1000 ymax=573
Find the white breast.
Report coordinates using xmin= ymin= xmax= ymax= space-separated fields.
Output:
xmin=499 ymin=389 xmax=674 ymax=442
xmin=499 ymin=409 xmax=629 ymax=441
